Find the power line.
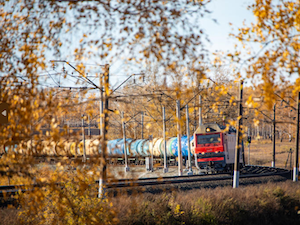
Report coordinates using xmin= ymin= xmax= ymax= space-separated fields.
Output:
xmin=50 ymin=60 xmax=103 ymax=92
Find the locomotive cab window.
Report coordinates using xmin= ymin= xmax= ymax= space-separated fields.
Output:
xmin=197 ymin=134 xmax=221 ymax=145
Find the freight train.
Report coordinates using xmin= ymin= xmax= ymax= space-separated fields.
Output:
xmin=106 ymin=135 xmax=194 ymax=165
xmin=1 ymin=123 xmax=244 ymax=173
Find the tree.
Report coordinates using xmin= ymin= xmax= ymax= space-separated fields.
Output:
xmin=0 ymin=0 xmax=214 ymax=223
xmin=230 ymin=0 xmax=300 ymax=109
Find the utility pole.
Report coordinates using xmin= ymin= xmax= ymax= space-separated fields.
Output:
xmin=248 ymin=128 xmax=251 ymax=165
xmin=199 ymin=95 xmax=203 ymax=126
xmin=149 ymin=135 xmax=154 ymax=172
xmin=193 ymin=95 xmax=203 ymax=172
xmin=193 ymin=91 xmax=197 ymax=132
xmin=67 ymin=120 xmax=70 ymax=137
xmin=176 ymin=100 xmax=183 ymax=176
xmin=98 ymin=64 xmax=109 ymax=198
xmin=134 ymin=121 xmax=137 ymax=139
xmin=88 ymin=115 xmax=91 ymax=138
xmin=294 ymin=92 xmax=300 ymax=182
xmin=186 ymin=104 xmax=193 ymax=175
xmin=122 ymin=112 xmax=130 ymax=172
xmin=272 ymin=104 xmax=276 ymax=168
xmin=233 ymin=80 xmax=243 ymax=188
xmin=141 ymin=111 xmax=144 ymax=139
xmin=82 ymin=114 xmax=86 ymax=163
xmin=163 ymin=107 xmax=168 ymax=173
xmin=99 ymin=98 xmax=103 ymax=136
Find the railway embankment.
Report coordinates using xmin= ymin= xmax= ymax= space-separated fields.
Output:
xmin=1 ymin=180 xmax=300 ymax=225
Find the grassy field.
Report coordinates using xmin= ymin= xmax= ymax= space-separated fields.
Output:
xmin=1 ymin=181 xmax=300 ymax=224
xmin=246 ymin=139 xmax=296 ymax=169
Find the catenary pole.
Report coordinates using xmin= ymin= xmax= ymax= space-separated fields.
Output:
xmin=82 ymin=114 xmax=86 ymax=163
xmin=186 ymin=104 xmax=193 ymax=175
xmin=141 ymin=111 xmax=144 ymax=139
xmin=194 ymin=95 xmax=203 ymax=171
xmin=163 ymin=107 xmax=168 ymax=173
xmin=177 ymin=100 xmax=183 ymax=176
xmin=67 ymin=120 xmax=70 ymax=137
xmin=233 ymin=80 xmax=243 ymax=188
xmin=122 ymin=112 xmax=130 ymax=172
xmin=150 ymin=135 xmax=154 ymax=172
xmin=99 ymin=88 xmax=103 ymax=136
xmin=98 ymin=64 xmax=109 ymax=198
xmin=134 ymin=121 xmax=137 ymax=139
xmin=88 ymin=115 xmax=91 ymax=138
xmin=272 ymin=104 xmax=276 ymax=167
xmin=248 ymin=128 xmax=250 ymax=165
xmin=293 ymin=92 xmax=300 ymax=181
xmin=193 ymin=91 xmax=197 ymax=132
xmin=199 ymin=95 xmax=203 ymax=126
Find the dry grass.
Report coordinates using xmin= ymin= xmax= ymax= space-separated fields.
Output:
xmin=245 ymin=139 xmax=295 ymax=169
xmin=0 ymin=207 xmax=19 ymax=225
xmin=1 ymin=181 xmax=300 ymax=224
xmin=111 ymin=181 xmax=300 ymax=225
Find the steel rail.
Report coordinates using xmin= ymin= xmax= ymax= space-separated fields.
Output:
xmin=105 ymin=167 xmax=290 ymax=188
xmin=0 ymin=166 xmax=290 ymax=200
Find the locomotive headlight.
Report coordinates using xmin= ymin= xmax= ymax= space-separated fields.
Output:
xmin=215 ymin=151 xmax=219 ymax=153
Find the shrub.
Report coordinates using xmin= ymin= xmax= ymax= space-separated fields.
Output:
xmin=18 ymin=181 xmax=118 ymax=225
xmin=2 ymin=181 xmax=300 ymax=224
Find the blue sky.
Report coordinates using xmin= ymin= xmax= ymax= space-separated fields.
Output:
xmin=202 ymin=0 xmax=255 ymax=53
xmin=44 ymin=0 xmax=257 ymax=89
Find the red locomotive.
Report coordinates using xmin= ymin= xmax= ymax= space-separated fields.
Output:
xmin=192 ymin=123 xmax=243 ymax=173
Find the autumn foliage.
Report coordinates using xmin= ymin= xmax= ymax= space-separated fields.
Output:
xmin=1 ymin=0 xmax=300 ymax=224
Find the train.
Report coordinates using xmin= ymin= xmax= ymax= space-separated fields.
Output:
xmin=193 ymin=123 xmax=243 ymax=172
xmin=107 ymin=123 xmax=244 ymax=172
xmin=1 ymin=123 xmax=244 ymax=173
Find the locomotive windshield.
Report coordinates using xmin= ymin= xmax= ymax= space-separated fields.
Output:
xmin=197 ymin=133 xmax=221 ymax=145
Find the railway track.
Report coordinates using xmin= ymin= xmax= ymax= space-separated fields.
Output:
xmin=105 ymin=166 xmax=290 ymax=188
xmin=0 ymin=166 xmax=291 ymax=206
